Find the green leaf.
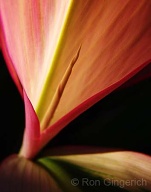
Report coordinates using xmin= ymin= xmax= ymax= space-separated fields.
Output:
xmin=38 ymin=151 xmax=151 ymax=192
xmin=38 ymin=158 xmax=82 ymax=192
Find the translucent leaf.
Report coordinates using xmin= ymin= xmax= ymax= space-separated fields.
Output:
xmin=42 ymin=0 xmax=151 ymax=128
xmin=40 ymin=0 xmax=151 ymax=152
xmin=0 ymin=155 xmax=62 ymax=192
xmin=1 ymin=0 xmax=151 ymax=158
xmin=0 ymin=0 xmax=72 ymax=109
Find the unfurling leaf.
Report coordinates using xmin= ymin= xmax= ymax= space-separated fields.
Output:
xmin=1 ymin=0 xmax=151 ymax=158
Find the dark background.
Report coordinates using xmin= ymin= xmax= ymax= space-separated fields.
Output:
xmin=0 ymin=51 xmax=151 ymax=162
